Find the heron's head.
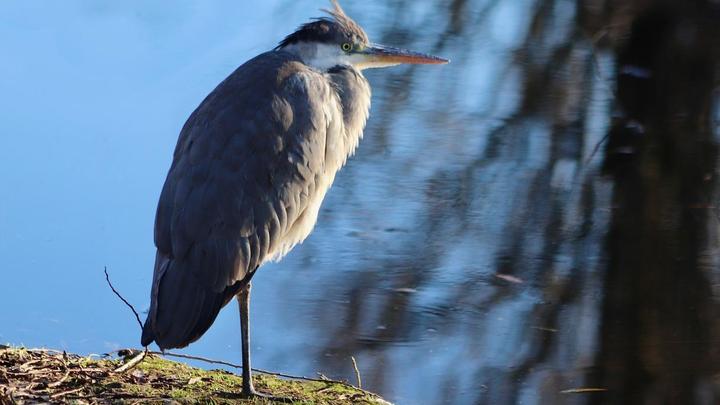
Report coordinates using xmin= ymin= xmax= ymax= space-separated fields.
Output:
xmin=276 ymin=0 xmax=448 ymax=72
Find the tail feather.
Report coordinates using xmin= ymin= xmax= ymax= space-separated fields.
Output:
xmin=140 ymin=318 xmax=156 ymax=347
xmin=141 ymin=253 xmax=244 ymax=350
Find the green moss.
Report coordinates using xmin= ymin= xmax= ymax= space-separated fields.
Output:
xmin=0 ymin=346 xmax=389 ymax=404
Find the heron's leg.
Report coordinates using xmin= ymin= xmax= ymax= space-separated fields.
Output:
xmin=238 ymin=281 xmax=255 ymax=396
xmin=236 ymin=281 xmax=293 ymax=402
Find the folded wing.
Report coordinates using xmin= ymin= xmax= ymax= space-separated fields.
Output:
xmin=142 ymin=51 xmax=340 ymax=349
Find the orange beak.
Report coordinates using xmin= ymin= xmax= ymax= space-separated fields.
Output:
xmin=361 ymin=43 xmax=449 ymax=65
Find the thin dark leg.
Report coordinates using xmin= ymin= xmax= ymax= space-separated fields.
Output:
xmin=238 ymin=282 xmax=255 ymax=396
xmin=236 ymin=281 xmax=293 ymax=402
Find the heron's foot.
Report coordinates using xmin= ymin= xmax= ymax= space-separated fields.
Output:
xmin=241 ymin=387 xmax=294 ymax=403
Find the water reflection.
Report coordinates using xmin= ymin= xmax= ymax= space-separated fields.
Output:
xmin=592 ymin=4 xmax=720 ymax=404
xmin=1 ymin=0 xmax=719 ymax=404
xmin=299 ymin=0 xmax=720 ymax=403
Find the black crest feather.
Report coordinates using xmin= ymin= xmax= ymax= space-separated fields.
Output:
xmin=276 ymin=0 xmax=369 ymax=49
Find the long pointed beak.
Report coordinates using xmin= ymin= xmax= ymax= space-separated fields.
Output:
xmin=360 ymin=43 xmax=449 ymax=66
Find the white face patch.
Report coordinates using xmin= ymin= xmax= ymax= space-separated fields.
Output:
xmin=282 ymin=42 xmax=399 ymax=72
xmin=283 ymin=42 xmax=351 ymax=71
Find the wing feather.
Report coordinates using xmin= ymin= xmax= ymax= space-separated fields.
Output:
xmin=142 ymin=51 xmax=339 ymax=349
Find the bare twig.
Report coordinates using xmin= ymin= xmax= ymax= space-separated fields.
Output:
xmin=50 ymin=387 xmax=84 ymax=399
xmin=114 ymin=348 xmax=148 ymax=373
xmin=140 ymin=350 xmax=380 ymax=398
xmin=147 ymin=351 xmax=242 ymax=370
xmin=47 ymin=369 xmax=70 ymax=388
xmin=19 ymin=359 xmax=47 ymax=372
xmin=150 ymin=351 xmax=330 ymax=382
xmin=102 ymin=266 xmax=149 ymax=373
xmin=255 ymin=369 xmax=344 ymax=386
xmin=103 ymin=266 xmax=143 ymax=331
xmin=47 ymin=356 xmax=70 ymax=388
xmin=350 ymin=356 xmax=362 ymax=389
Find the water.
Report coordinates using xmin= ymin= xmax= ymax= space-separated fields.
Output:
xmin=1 ymin=1 xmax=719 ymax=404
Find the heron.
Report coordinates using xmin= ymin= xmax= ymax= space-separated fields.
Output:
xmin=141 ymin=0 xmax=448 ymax=398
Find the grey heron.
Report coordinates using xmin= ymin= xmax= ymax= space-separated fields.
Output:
xmin=141 ymin=0 xmax=448 ymax=398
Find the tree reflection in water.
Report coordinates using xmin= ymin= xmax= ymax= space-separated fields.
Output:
xmin=269 ymin=0 xmax=720 ymax=403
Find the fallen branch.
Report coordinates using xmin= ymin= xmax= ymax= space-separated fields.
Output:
xmin=114 ymin=348 xmax=148 ymax=373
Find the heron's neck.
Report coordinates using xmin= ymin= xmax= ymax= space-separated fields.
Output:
xmin=327 ymin=65 xmax=371 ymax=158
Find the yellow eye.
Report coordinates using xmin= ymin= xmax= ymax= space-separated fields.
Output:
xmin=341 ymin=43 xmax=352 ymax=52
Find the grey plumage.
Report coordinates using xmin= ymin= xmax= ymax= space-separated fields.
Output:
xmin=142 ymin=51 xmax=370 ymax=349
xmin=140 ymin=0 xmax=446 ymax=397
